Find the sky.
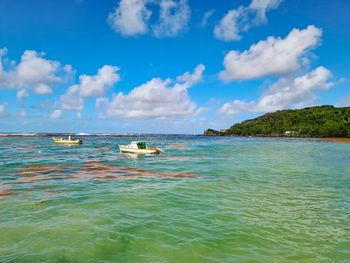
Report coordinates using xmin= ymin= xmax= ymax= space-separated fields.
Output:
xmin=0 ymin=0 xmax=349 ymax=134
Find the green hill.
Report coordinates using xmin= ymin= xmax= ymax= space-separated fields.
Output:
xmin=204 ymin=105 xmax=350 ymax=137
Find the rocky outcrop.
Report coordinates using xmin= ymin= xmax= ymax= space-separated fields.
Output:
xmin=203 ymin=129 xmax=221 ymax=136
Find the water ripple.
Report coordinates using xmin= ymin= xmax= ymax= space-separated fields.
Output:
xmin=0 ymin=136 xmax=350 ymax=262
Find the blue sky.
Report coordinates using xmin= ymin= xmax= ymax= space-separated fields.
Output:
xmin=0 ymin=0 xmax=349 ymax=133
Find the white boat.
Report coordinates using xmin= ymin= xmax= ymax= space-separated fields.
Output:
xmin=119 ymin=141 xmax=163 ymax=154
xmin=52 ymin=135 xmax=83 ymax=145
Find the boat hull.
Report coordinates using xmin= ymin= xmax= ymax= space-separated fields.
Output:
xmin=52 ymin=138 xmax=83 ymax=145
xmin=119 ymin=145 xmax=160 ymax=154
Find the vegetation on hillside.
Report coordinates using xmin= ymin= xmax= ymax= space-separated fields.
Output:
xmin=205 ymin=105 xmax=350 ymax=137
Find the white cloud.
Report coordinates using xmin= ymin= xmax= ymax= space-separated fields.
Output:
xmin=0 ymin=101 xmax=8 ymax=117
xmin=108 ymin=0 xmax=190 ymax=38
xmin=0 ymin=47 xmax=7 ymax=73
xmin=60 ymin=65 xmax=120 ymax=111
xmin=107 ymin=0 xmax=152 ymax=36
xmin=176 ymin=63 xmax=205 ymax=85
xmin=152 ymin=0 xmax=190 ymax=37
xmin=200 ymin=9 xmax=215 ymax=27
xmin=34 ymin=84 xmax=52 ymax=95
xmin=249 ymin=0 xmax=283 ymax=22
xmin=79 ymin=65 xmax=120 ymax=98
xmin=97 ymin=64 xmax=205 ymax=119
xmin=219 ymin=25 xmax=322 ymax=81
xmin=49 ymin=109 xmax=64 ymax=119
xmin=17 ymin=89 xmax=29 ymax=102
xmin=214 ymin=0 xmax=283 ymax=41
xmin=63 ymin=64 xmax=74 ymax=74
xmin=16 ymin=51 xmax=60 ymax=88
xmin=61 ymin=85 xmax=84 ymax=111
xmin=218 ymin=100 xmax=254 ymax=117
xmin=0 ymin=48 xmax=72 ymax=95
xmin=218 ymin=66 xmax=333 ymax=116
xmin=214 ymin=7 xmax=243 ymax=41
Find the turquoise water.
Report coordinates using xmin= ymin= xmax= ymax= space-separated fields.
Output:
xmin=0 ymin=136 xmax=349 ymax=262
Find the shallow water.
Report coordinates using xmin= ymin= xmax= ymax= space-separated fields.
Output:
xmin=0 ymin=135 xmax=349 ymax=262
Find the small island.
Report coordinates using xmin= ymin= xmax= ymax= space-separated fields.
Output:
xmin=204 ymin=105 xmax=350 ymax=137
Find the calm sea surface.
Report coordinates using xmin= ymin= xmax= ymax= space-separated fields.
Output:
xmin=0 ymin=135 xmax=349 ymax=262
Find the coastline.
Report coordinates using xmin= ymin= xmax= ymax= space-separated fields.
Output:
xmin=0 ymin=134 xmax=158 ymax=138
xmin=1 ymin=133 xmax=349 ymax=144
xmin=203 ymin=134 xmax=350 ymax=144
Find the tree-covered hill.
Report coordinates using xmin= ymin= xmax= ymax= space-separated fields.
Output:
xmin=204 ymin=105 xmax=350 ymax=137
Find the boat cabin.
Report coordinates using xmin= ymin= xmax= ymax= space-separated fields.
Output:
xmin=130 ymin=141 xmax=147 ymax=149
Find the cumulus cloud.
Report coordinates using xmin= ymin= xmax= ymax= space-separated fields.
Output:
xmin=15 ymin=51 xmax=60 ymax=89
xmin=219 ymin=25 xmax=322 ymax=81
xmin=79 ymin=65 xmax=120 ymax=98
xmin=17 ymin=89 xmax=29 ymax=102
xmin=176 ymin=63 xmax=205 ymax=85
xmin=108 ymin=0 xmax=190 ymax=38
xmin=60 ymin=65 xmax=120 ymax=111
xmin=60 ymin=85 xmax=84 ymax=111
xmin=218 ymin=66 xmax=333 ymax=116
xmin=97 ymin=64 xmax=205 ymax=119
xmin=249 ymin=0 xmax=283 ymax=22
xmin=214 ymin=0 xmax=283 ymax=41
xmin=214 ymin=7 xmax=243 ymax=42
xmin=34 ymin=84 xmax=52 ymax=95
xmin=0 ymin=101 xmax=8 ymax=117
xmin=152 ymin=0 xmax=190 ymax=37
xmin=107 ymin=0 xmax=152 ymax=36
xmin=0 ymin=48 xmax=72 ymax=95
xmin=49 ymin=109 xmax=64 ymax=119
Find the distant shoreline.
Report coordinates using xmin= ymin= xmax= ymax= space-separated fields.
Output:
xmin=203 ymin=135 xmax=350 ymax=144
xmin=0 ymin=133 xmax=200 ymax=138
xmin=0 ymin=133 xmax=349 ymax=144
xmin=0 ymin=134 xmax=144 ymax=138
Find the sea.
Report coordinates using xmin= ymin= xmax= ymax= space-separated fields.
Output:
xmin=0 ymin=135 xmax=349 ymax=262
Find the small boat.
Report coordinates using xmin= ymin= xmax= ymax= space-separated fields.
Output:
xmin=119 ymin=141 xmax=163 ymax=154
xmin=52 ymin=135 xmax=83 ymax=145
